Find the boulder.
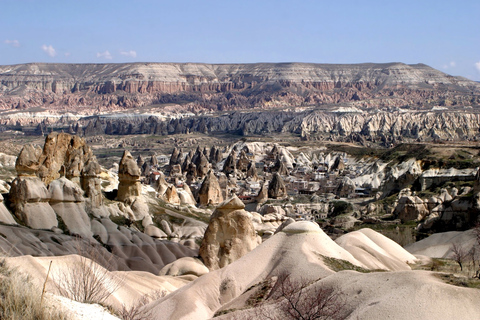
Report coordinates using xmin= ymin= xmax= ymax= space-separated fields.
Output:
xmin=199 ymin=196 xmax=258 ymax=270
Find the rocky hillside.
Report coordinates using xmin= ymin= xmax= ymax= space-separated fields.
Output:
xmin=1 ymin=62 xmax=479 ymax=113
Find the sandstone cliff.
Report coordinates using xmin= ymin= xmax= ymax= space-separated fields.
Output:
xmin=1 ymin=62 xmax=478 ymax=114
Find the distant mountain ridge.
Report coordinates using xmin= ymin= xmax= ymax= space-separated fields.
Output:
xmin=0 ymin=62 xmax=479 ymax=113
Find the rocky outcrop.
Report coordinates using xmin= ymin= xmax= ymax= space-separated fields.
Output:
xmin=0 ymin=194 xmax=16 ymax=225
xmin=199 ymin=196 xmax=258 ymax=270
xmin=164 ymin=186 xmax=180 ymax=205
xmin=9 ymin=176 xmax=58 ymax=230
xmin=15 ymin=144 xmax=41 ymax=175
xmin=116 ymin=150 xmax=149 ymax=220
xmin=2 ymin=62 xmax=478 ymax=115
xmin=117 ymin=150 xmax=142 ymax=201
xmin=36 ymin=132 xmax=96 ymax=185
xmin=268 ymin=173 xmax=287 ymax=199
xmin=48 ymin=177 xmax=92 ymax=238
xmin=246 ymin=162 xmax=259 ymax=181
xmin=197 ymin=170 xmax=224 ymax=207
xmin=394 ymin=195 xmax=429 ymax=222
xmin=80 ymin=158 xmax=103 ymax=208
xmin=380 ymin=159 xmax=422 ymax=197
xmin=222 ymin=151 xmax=236 ymax=176
xmin=255 ymin=182 xmax=268 ymax=204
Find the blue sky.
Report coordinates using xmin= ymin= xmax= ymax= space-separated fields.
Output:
xmin=2 ymin=0 xmax=480 ymax=80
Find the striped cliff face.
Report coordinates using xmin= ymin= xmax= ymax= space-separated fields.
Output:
xmin=0 ymin=62 xmax=479 ymax=113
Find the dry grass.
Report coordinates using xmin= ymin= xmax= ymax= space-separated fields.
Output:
xmin=53 ymin=239 xmax=124 ymax=305
xmin=254 ymin=272 xmax=346 ymax=320
xmin=0 ymin=258 xmax=70 ymax=320
xmin=119 ymin=289 xmax=167 ymax=320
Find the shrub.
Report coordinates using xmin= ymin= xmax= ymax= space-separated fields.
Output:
xmin=119 ymin=289 xmax=166 ymax=320
xmin=329 ymin=200 xmax=353 ymax=217
xmin=256 ymin=272 xmax=345 ymax=320
xmin=0 ymin=258 xmax=70 ymax=320
xmin=53 ymin=239 xmax=123 ymax=304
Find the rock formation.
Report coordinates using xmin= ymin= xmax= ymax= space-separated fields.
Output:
xmin=48 ymin=177 xmax=92 ymax=238
xmin=394 ymin=195 xmax=429 ymax=222
xmin=80 ymin=158 xmax=103 ymax=208
xmin=199 ymin=196 xmax=258 ymax=270
xmin=0 ymin=194 xmax=16 ymax=225
xmin=35 ymin=132 xmax=96 ymax=185
xmin=256 ymin=182 xmax=268 ymax=204
xmin=117 ymin=150 xmax=142 ymax=201
xmin=246 ymin=162 xmax=259 ymax=181
xmin=268 ymin=173 xmax=287 ymax=199
xmin=117 ymin=150 xmax=149 ymax=220
xmin=9 ymin=176 xmax=58 ymax=230
xmin=272 ymin=157 xmax=289 ymax=176
xmin=197 ymin=170 xmax=224 ymax=207
xmin=1 ymin=62 xmax=479 ymax=115
xmin=164 ymin=186 xmax=180 ymax=205
xmin=15 ymin=144 xmax=41 ymax=175
xmin=222 ymin=151 xmax=236 ymax=176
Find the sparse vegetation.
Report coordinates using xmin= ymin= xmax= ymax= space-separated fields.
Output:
xmin=53 ymin=240 xmax=123 ymax=305
xmin=451 ymin=242 xmax=468 ymax=271
xmin=119 ymin=289 xmax=166 ymax=320
xmin=434 ymin=273 xmax=480 ymax=289
xmin=0 ymin=258 xmax=71 ymax=320
xmin=321 ymin=255 xmax=384 ymax=273
xmin=255 ymin=272 xmax=346 ymax=320
xmin=329 ymin=200 xmax=353 ymax=217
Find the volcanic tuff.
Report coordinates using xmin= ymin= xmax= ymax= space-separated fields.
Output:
xmin=1 ymin=62 xmax=479 ymax=112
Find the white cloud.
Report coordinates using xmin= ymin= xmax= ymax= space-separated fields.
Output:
xmin=41 ymin=44 xmax=57 ymax=57
xmin=120 ymin=50 xmax=137 ymax=58
xmin=442 ymin=61 xmax=456 ymax=70
xmin=475 ymin=61 xmax=480 ymax=73
xmin=97 ymin=50 xmax=112 ymax=60
xmin=64 ymin=52 xmax=71 ymax=57
xmin=5 ymin=39 xmax=20 ymax=47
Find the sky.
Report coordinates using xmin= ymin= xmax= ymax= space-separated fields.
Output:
xmin=1 ymin=0 xmax=480 ymax=80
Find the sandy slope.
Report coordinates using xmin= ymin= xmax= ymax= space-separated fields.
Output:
xmin=221 ymin=270 xmax=480 ymax=320
xmin=405 ymin=229 xmax=477 ymax=258
xmin=146 ymin=222 xmax=419 ymax=319
xmin=5 ymin=255 xmax=194 ymax=309
xmin=6 ymin=223 xmax=479 ymax=320
xmin=335 ymin=228 xmax=418 ymax=271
